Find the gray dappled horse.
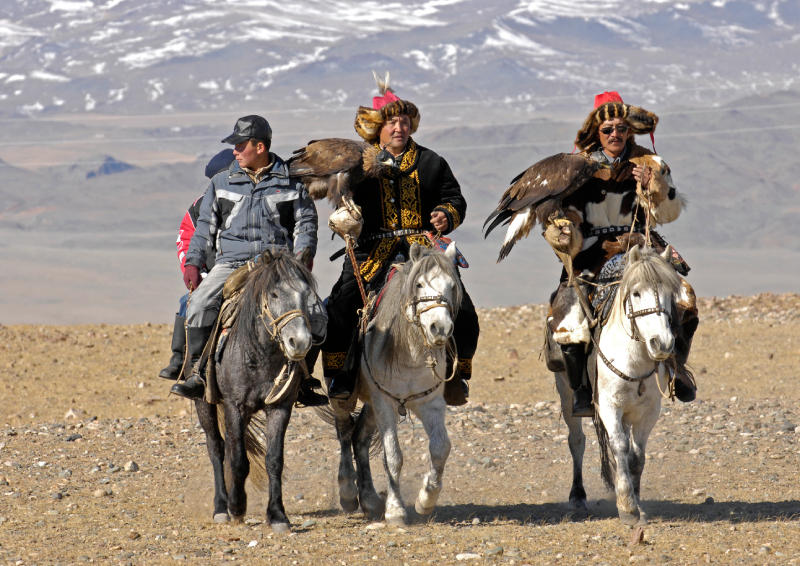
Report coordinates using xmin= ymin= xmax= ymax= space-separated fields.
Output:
xmin=194 ymin=251 xmax=317 ymax=534
xmin=331 ymin=243 xmax=461 ymax=525
xmin=556 ymin=245 xmax=681 ymax=525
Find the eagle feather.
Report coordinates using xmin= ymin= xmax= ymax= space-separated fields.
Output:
xmin=288 ymin=138 xmax=392 ymax=207
xmin=484 ymin=153 xmax=603 ymax=262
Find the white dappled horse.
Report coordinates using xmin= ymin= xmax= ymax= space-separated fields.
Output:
xmin=331 ymin=242 xmax=461 ymax=525
xmin=556 ymin=245 xmax=680 ymax=525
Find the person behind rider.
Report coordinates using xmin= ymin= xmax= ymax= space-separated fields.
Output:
xmin=318 ymin=73 xmax=481 ymax=402
xmin=159 ymin=150 xmax=234 ymax=381
xmin=170 ymin=115 xmax=328 ymax=406
xmin=548 ymin=91 xmax=697 ymax=418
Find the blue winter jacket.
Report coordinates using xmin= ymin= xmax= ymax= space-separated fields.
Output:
xmin=185 ymin=153 xmax=318 ymax=268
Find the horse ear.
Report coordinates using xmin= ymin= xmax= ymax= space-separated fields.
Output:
xmin=261 ymin=250 xmax=274 ymax=267
xmin=409 ymin=242 xmax=423 ymax=262
xmin=444 ymin=242 xmax=457 ymax=263
xmin=299 ymin=247 xmax=312 ymax=267
xmin=628 ymin=244 xmax=641 ymax=263
xmin=660 ymin=245 xmax=672 ymax=264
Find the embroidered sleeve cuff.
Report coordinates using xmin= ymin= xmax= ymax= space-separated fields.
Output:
xmin=434 ymin=204 xmax=461 ymax=233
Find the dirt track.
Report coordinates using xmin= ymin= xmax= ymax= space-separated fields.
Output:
xmin=2 ymin=294 xmax=800 ymax=565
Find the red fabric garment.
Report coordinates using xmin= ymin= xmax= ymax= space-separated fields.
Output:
xmin=594 ymin=91 xmax=624 ymax=108
xmin=176 ymin=196 xmax=203 ymax=273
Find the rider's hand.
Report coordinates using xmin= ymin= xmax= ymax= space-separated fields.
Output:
xmin=183 ymin=264 xmax=202 ymax=291
xmin=632 ymin=165 xmax=652 ymax=189
xmin=430 ymin=211 xmax=449 ymax=232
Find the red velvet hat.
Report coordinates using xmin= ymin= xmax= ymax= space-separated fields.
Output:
xmin=594 ymin=91 xmax=624 ymax=108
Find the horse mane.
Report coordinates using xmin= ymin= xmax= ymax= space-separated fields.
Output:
xmin=619 ymin=247 xmax=681 ymax=299
xmin=372 ymin=247 xmax=462 ymax=371
xmin=233 ymin=252 xmax=316 ymax=356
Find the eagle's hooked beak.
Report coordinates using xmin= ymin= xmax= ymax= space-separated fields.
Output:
xmin=377 ymin=142 xmax=395 ymax=167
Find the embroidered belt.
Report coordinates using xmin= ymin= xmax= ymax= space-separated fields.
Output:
xmin=360 ymin=229 xmax=427 ymax=242
xmin=581 ymin=225 xmax=643 ymax=238
xmin=329 ymin=229 xmax=427 ymax=261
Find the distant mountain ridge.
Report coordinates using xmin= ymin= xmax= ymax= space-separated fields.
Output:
xmin=0 ymin=0 xmax=798 ymax=119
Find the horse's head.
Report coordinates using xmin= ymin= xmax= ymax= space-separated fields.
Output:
xmin=621 ymin=245 xmax=681 ymax=361
xmin=239 ymin=251 xmax=317 ymax=361
xmin=403 ymin=242 xmax=462 ymax=348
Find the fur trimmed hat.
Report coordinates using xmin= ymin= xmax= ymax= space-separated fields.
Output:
xmin=354 ymin=71 xmax=420 ymax=143
xmin=575 ymin=91 xmax=658 ymax=152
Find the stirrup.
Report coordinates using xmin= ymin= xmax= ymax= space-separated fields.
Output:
xmin=170 ymin=373 xmax=206 ymax=401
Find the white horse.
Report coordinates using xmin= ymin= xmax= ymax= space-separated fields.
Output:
xmin=330 ymin=242 xmax=461 ymax=525
xmin=556 ymin=245 xmax=681 ymax=525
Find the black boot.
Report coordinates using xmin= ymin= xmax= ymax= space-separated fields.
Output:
xmin=296 ymin=378 xmax=329 ymax=407
xmin=673 ymin=316 xmax=698 ymax=403
xmin=295 ymin=346 xmax=329 ymax=407
xmin=328 ymin=331 xmax=361 ymax=401
xmin=159 ymin=315 xmax=186 ymax=380
xmin=561 ymin=343 xmax=593 ymax=417
xmin=170 ymin=325 xmax=213 ymax=401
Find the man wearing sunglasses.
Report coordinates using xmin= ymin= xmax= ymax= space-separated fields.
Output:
xmin=547 ymin=91 xmax=697 ymax=416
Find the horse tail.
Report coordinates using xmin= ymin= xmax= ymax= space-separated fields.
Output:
xmin=215 ymin=405 xmax=271 ymax=492
xmin=313 ymin=403 xmax=383 ymax=457
xmin=592 ymin=414 xmax=616 ymax=490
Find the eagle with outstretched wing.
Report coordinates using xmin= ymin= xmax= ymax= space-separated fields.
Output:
xmin=288 ymin=138 xmax=392 ymax=207
xmin=484 ymin=153 xmax=604 ymax=262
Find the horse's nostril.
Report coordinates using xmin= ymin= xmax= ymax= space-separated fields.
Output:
xmin=648 ymin=338 xmax=660 ymax=352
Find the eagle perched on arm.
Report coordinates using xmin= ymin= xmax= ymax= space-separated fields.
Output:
xmin=484 ymin=153 xmax=604 ymax=262
xmin=287 ymin=138 xmax=392 ymax=208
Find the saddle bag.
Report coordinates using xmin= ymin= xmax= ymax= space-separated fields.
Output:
xmin=541 ymin=324 xmax=566 ymax=373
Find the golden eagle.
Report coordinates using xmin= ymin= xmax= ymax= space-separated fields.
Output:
xmin=288 ymin=138 xmax=393 ymax=207
xmin=484 ymin=153 xmax=604 ymax=262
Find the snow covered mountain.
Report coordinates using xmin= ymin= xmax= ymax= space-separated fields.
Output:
xmin=1 ymin=0 xmax=798 ymax=118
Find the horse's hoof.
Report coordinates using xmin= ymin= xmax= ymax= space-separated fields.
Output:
xmin=385 ymin=511 xmax=407 ymax=527
xmin=271 ymin=522 xmax=291 ymax=535
xmin=229 ymin=515 xmax=244 ymax=525
xmin=213 ymin=513 xmax=230 ymax=524
xmin=637 ymin=512 xmax=648 ymax=527
xmin=569 ymin=502 xmax=589 ymax=522
xmin=414 ymin=499 xmax=435 ymax=516
xmin=618 ymin=509 xmax=640 ymax=526
xmin=340 ymin=497 xmax=360 ymax=513
xmin=360 ymin=493 xmax=386 ymax=520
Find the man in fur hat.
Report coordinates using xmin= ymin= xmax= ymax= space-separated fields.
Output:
xmin=549 ymin=91 xmax=698 ymax=416
xmin=319 ymin=73 xmax=480 ymax=402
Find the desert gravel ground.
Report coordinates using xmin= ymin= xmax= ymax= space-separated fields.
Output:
xmin=2 ymin=294 xmax=800 ymax=565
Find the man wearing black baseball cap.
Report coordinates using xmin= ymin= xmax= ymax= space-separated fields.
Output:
xmin=171 ymin=115 xmax=327 ymax=406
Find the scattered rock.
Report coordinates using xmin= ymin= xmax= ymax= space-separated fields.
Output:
xmin=724 ymin=352 xmax=733 ymax=359
xmin=65 ymin=434 xmax=82 ymax=442
xmin=366 ymin=522 xmax=385 ymax=530
xmin=508 ymin=349 xmax=519 ymax=360
xmin=51 ymin=492 xmax=62 ymax=500
xmin=293 ymin=493 xmax=304 ymax=501
xmin=244 ymin=518 xmax=263 ymax=526
xmin=456 ymin=553 xmax=481 ymax=560
xmin=704 ymin=497 xmax=715 ymax=505
xmin=172 ymin=554 xmax=186 ymax=560
xmin=247 ymin=540 xmax=258 ymax=548
xmin=301 ymin=519 xmax=316 ymax=528
xmin=128 ymin=532 xmax=140 ymax=540
xmin=64 ymin=408 xmax=84 ymax=420
xmin=758 ymin=546 xmax=771 ymax=556
xmin=59 ymin=469 xmax=72 ymax=478
xmin=124 ymin=461 xmax=139 ymax=472
xmin=629 ymin=526 xmax=644 ymax=546
xmin=472 ymin=517 xmax=481 ymax=525
xmin=692 ymin=488 xmax=705 ymax=496
xmin=486 ymin=546 xmax=503 ymax=556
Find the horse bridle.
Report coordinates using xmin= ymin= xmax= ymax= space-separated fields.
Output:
xmin=363 ymin=292 xmax=456 ymax=416
xmin=259 ymin=293 xmax=309 ymax=355
xmin=625 ymin=287 xmax=672 ymax=343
